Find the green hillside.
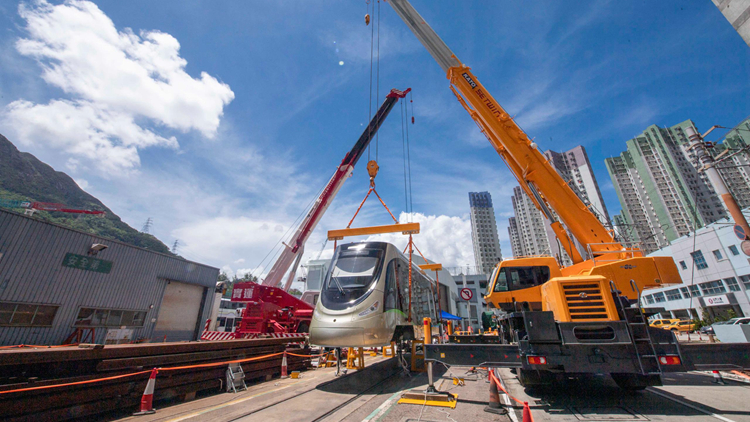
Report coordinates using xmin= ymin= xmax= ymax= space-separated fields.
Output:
xmin=0 ymin=134 xmax=173 ymax=254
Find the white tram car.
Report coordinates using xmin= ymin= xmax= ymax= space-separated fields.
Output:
xmin=309 ymin=241 xmax=439 ymax=347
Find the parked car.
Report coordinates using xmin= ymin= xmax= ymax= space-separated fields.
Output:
xmin=649 ymin=318 xmax=680 ymax=329
xmin=700 ymin=321 xmax=727 ymax=335
xmin=726 ymin=317 xmax=750 ymax=325
xmin=666 ymin=320 xmax=698 ymax=333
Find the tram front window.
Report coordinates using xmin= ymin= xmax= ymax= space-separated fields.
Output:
xmin=493 ymin=266 xmax=551 ymax=292
xmin=321 ymin=246 xmax=384 ymax=310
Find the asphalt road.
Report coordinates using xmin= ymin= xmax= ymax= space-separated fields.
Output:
xmin=113 ymin=356 xmax=750 ymax=422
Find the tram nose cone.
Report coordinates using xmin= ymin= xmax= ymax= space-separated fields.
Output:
xmin=309 ymin=326 xmax=365 ymax=348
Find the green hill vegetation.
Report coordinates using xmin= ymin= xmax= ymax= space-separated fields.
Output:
xmin=0 ymin=133 xmax=173 ymax=255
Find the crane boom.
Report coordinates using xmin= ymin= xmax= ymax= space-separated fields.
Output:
xmin=387 ymin=0 xmax=618 ymax=261
xmin=263 ymin=88 xmax=411 ymax=290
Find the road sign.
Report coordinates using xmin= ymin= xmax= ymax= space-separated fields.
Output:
xmin=734 ymin=224 xmax=746 ymax=240
xmin=460 ymin=288 xmax=473 ymax=301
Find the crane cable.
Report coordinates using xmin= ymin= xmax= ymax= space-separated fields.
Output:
xmin=400 ymin=93 xmax=415 ymax=222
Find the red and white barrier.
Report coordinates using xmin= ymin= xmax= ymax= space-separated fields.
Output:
xmin=133 ymin=368 xmax=158 ymax=415
xmin=200 ymin=331 xmax=308 ymax=341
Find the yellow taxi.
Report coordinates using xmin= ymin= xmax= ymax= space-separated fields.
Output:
xmin=666 ymin=320 xmax=698 ymax=333
xmin=649 ymin=318 xmax=679 ymax=329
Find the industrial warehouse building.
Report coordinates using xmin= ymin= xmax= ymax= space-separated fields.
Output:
xmin=0 ymin=209 xmax=219 ymax=346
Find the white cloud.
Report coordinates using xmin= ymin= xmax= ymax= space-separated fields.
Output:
xmin=365 ymin=212 xmax=474 ymax=270
xmin=172 ymin=216 xmax=292 ymax=273
xmin=2 ymin=0 xmax=234 ymax=173
xmin=74 ymin=178 xmax=89 ymax=190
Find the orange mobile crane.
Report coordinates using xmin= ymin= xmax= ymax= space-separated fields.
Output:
xmin=387 ymin=0 xmax=750 ymax=390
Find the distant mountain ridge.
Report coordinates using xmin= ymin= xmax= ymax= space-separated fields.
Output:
xmin=0 ymin=133 xmax=173 ymax=255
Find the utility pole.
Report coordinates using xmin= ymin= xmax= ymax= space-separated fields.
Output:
xmin=685 ymin=126 xmax=750 ymax=255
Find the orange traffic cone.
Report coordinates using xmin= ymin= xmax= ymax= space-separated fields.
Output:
xmin=522 ymin=401 xmax=533 ymax=422
xmin=484 ymin=375 xmax=507 ymax=415
xmin=281 ymin=351 xmax=288 ymax=378
xmin=712 ymin=370 xmax=725 ymax=385
xmin=133 ymin=368 xmax=158 ymax=415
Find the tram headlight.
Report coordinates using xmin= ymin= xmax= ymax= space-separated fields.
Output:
xmin=358 ymin=301 xmax=380 ymax=317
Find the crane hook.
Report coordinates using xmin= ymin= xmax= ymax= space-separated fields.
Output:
xmin=367 ymin=160 xmax=379 ymax=187
xmin=365 ymin=14 xmax=370 ymax=25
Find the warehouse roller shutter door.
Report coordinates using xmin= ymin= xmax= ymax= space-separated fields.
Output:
xmin=152 ymin=280 xmax=207 ymax=342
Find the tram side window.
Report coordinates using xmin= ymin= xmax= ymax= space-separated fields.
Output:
xmin=384 ymin=260 xmax=398 ymax=311
xmin=397 ymin=261 xmax=410 ymax=313
xmin=493 ymin=266 xmax=551 ymax=292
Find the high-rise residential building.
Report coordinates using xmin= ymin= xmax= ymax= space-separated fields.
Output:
xmin=544 ymin=146 xmax=610 ymax=225
xmin=469 ymin=192 xmax=503 ymax=274
xmin=507 ymin=217 xmax=524 ymax=258
xmin=605 ymin=120 xmax=729 ymax=254
xmin=509 ymin=186 xmax=551 ymax=258
xmin=508 ymin=145 xmax=608 ymax=265
xmin=710 ymin=117 xmax=750 ymax=209
xmin=712 ymin=0 xmax=750 ymax=48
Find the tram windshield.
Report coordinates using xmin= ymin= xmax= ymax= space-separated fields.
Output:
xmin=321 ymin=245 xmax=384 ymax=310
xmin=493 ymin=266 xmax=551 ymax=292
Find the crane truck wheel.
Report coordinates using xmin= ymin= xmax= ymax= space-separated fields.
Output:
xmin=296 ymin=321 xmax=310 ymax=333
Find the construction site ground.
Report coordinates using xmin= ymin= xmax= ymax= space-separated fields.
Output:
xmin=111 ymin=350 xmax=750 ymax=422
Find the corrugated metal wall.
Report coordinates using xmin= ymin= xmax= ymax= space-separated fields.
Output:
xmin=0 ymin=210 xmax=219 ymax=345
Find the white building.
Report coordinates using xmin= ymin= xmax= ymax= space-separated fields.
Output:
xmin=469 ymin=192 xmax=503 ymax=275
xmin=642 ymin=211 xmax=750 ymax=320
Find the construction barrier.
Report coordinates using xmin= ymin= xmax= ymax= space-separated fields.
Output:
xmin=488 ymin=370 xmax=534 ymax=422
xmin=0 ymin=348 xmax=331 ymax=396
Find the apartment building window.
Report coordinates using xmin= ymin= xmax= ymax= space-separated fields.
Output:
xmin=665 ymin=289 xmax=682 ymax=301
xmin=680 ymin=287 xmax=691 ymax=298
xmin=741 ymin=275 xmax=750 ymax=290
xmin=729 ymin=245 xmax=740 ymax=256
xmin=679 ymin=261 xmax=687 ymax=270
xmin=653 ymin=292 xmax=666 ymax=303
xmin=689 ymin=285 xmax=702 ymax=297
xmin=724 ymin=277 xmax=741 ymax=292
xmin=644 ymin=295 xmax=655 ymax=304
xmin=712 ymin=250 xmax=724 ymax=261
xmin=0 ymin=302 xmax=59 ymax=326
xmin=699 ymin=280 xmax=726 ymax=296
xmin=690 ymin=251 xmax=708 ymax=269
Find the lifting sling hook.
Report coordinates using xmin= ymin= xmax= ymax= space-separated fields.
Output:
xmin=367 ymin=160 xmax=379 ymax=187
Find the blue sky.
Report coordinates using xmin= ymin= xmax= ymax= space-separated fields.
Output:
xmin=1 ymin=0 xmax=748 ymax=282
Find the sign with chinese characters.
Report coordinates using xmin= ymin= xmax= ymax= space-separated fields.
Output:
xmin=62 ymin=253 xmax=113 ymax=274
xmin=230 ymin=282 xmax=259 ymax=302
xmin=705 ymin=295 xmax=729 ymax=307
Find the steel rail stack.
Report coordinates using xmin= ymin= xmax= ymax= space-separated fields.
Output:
xmin=0 ymin=337 xmax=310 ymax=421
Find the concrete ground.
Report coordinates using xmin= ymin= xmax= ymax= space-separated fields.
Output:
xmin=113 ymin=354 xmax=750 ymax=422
